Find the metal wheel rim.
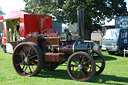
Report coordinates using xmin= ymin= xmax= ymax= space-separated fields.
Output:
xmin=91 ymin=50 xmax=105 ymax=75
xmin=13 ymin=43 xmax=41 ymax=76
xmin=67 ymin=52 xmax=96 ymax=81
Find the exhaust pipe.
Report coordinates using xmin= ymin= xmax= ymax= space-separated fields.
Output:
xmin=77 ymin=7 xmax=84 ymax=41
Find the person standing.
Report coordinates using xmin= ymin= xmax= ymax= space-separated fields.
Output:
xmin=13 ymin=25 xmax=20 ymax=41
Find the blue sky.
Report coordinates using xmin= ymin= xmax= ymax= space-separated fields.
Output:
xmin=0 ymin=0 xmax=128 ymax=18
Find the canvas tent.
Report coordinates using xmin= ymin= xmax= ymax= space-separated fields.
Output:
xmin=5 ymin=11 xmax=28 ymax=42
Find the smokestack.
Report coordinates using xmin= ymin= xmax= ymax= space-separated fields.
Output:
xmin=77 ymin=7 xmax=84 ymax=41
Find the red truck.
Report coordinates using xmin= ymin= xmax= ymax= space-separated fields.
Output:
xmin=1 ymin=11 xmax=53 ymax=53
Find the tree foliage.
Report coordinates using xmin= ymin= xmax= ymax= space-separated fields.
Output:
xmin=24 ymin=0 xmax=128 ymax=40
xmin=0 ymin=7 xmax=5 ymax=33
xmin=23 ymin=0 xmax=56 ymax=15
xmin=0 ymin=7 xmax=5 ymax=16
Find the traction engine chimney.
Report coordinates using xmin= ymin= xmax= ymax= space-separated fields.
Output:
xmin=77 ymin=7 xmax=85 ymax=42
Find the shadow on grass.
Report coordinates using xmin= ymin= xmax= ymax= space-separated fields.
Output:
xmin=37 ymin=69 xmax=128 ymax=84
xmin=103 ymin=55 xmax=117 ymax=61
xmin=104 ymin=53 xmax=128 ymax=61
xmin=37 ymin=69 xmax=71 ymax=80
xmin=102 ymin=51 xmax=128 ymax=61
xmin=102 ymin=50 xmax=128 ymax=58
xmin=91 ymin=74 xmax=128 ymax=85
xmin=115 ymin=53 xmax=128 ymax=58
xmin=101 ymin=51 xmax=117 ymax=61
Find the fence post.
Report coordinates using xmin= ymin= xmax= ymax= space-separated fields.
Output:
xmin=124 ymin=49 xmax=125 ymax=57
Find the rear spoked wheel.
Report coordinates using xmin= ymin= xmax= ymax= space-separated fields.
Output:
xmin=90 ymin=50 xmax=105 ymax=75
xmin=67 ymin=52 xmax=96 ymax=82
xmin=12 ymin=42 xmax=44 ymax=76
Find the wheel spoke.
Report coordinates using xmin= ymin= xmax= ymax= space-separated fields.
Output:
xmin=72 ymin=60 xmax=79 ymax=66
xmin=27 ymin=47 xmax=32 ymax=57
xmin=22 ymin=46 xmax=27 ymax=52
xmin=29 ymin=55 xmax=37 ymax=59
xmin=80 ymin=56 xmax=84 ymax=65
xmin=72 ymin=68 xmax=79 ymax=73
xmin=83 ymin=69 xmax=90 ymax=74
xmin=16 ymin=62 xmax=25 ymax=66
xmin=22 ymin=49 xmax=27 ymax=58
xmin=28 ymin=66 xmax=32 ymax=73
xmin=22 ymin=64 xmax=25 ymax=70
xmin=89 ymin=66 xmax=92 ymax=73
xmin=72 ymin=65 xmax=74 ymax=71
xmin=71 ymin=64 xmax=77 ymax=72
xmin=84 ymin=65 xmax=90 ymax=69
xmin=30 ymin=48 xmax=35 ymax=55
xmin=81 ymin=70 xmax=86 ymax=78
xmin=96 ymin=64 xmax=101 ymax=69
xmin=31 ymin=66 xmax=34 ymax=71
xmin=83 ymin=60 xmax=90 ymax=66
xmin=85 ymin=64 xmax=92 ymax=72
xmin=30 ymin=60 xmax=38 ymax=66
xmin=24 ymin=65 xmax=28 ymax=73
xmin=71 ymin=64 xmax=78 ymax=67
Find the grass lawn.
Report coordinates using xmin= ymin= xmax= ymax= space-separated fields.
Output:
xmin=0 ymin=47 xmax=128 ymax=85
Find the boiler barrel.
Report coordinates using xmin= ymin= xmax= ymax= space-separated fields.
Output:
xmin=57 ymin=41 xmax=90 ymax=53
xmin=73 ymin=42 xmax=89 ymax=52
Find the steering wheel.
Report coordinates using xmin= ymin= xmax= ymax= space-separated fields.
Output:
xmin=42 ymin=29 xmax=57 ymax=37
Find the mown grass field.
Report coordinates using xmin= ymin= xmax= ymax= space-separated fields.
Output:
xmin=0 ymin=47 xmax=128 ymax=85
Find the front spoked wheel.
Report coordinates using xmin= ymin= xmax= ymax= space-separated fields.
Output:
xmin=12 ymin=42 xmax=44 ymax=76
xmin=67 ymin=52 xmax=96 ymax=82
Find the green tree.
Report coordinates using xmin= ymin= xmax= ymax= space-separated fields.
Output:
xmin=23 ymin=0 xmax=56 ymax=15
xmin=0 ymin=7 xmax=5 ymax=33
xmin=0 ymin=7 xmax=5 ymax=16
xmin=24 ymin=0 xmax=128 ymax=40
xmin=68 ymin=23 xmax=78 ymax=33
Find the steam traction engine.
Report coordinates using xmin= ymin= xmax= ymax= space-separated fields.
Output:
xmin=12 ymin=8 xmax=105 ymax=82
